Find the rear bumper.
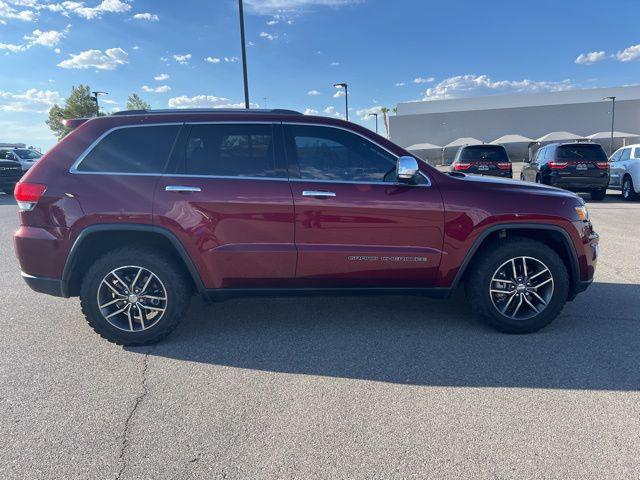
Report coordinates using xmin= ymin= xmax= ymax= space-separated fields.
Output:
xmin=21 ymin=272 xmax=64 ymax=297
xmin=547 ymin=173 xmax=609 ymax=191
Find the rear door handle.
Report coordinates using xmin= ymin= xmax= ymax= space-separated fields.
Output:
xmin=302 ymin=190 xmax=336 ymax=197
xmin=165 ymin=185 xmax=201 ymax=193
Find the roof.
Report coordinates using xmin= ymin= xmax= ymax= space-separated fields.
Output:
xmin=396 ymin=85 xmax=640 ymax=116
xmin=491 ymin=134 xmax=534 ymax=144
xmin=588 ymin=131 xmax=640 ymax=140
xmin=444 ymin=137 xmax=483 ymax=148
xmin=406 ymin=142 xmax=442 ymax=151
xmin=112 ymin=108 xmax=302 ymax=116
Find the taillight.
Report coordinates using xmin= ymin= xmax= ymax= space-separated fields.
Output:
xmin=596 ymin=162 xmax=609 ymax=170
xmin=14 ymin=182 xmax=46 ymax=212
xmin=497 ymin=162 xmax=511 ymax=170
xmin=453 ymin=162 xmax=471 ymax=171
xmin=548 ymin=161 xmax=568 ymax=170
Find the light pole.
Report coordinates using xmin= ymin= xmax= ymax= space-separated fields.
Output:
xmin=333 ymin=82 xmax=348 ymax=120
xmin=369 ymin=112 xmax=378 ymax=133
xmin=238 ymin=0 xmax=250 ymax=109
xmin=603 ymin=96 xmax=616 ymax=156
xmin=91 ymin=91 xmax=108 ymax=116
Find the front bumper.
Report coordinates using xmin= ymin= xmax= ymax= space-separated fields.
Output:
xmin=21 ymin=272 xmax=64 ymax=297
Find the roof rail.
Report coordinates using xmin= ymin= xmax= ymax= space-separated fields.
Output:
xmin=112 ymin=108 xmax=302 ymax=116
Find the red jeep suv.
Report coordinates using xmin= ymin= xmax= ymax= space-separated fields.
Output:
xmin=13 ymin=109 xmax=599 ymax=345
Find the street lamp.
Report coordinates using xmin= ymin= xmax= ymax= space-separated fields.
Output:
xmin=369 ymin=112 xmax=378 ymax=133
xmin=603 ymin=96 xmax=616 ymax=156
xmin=333 ymin=82 xmax=348 ymax=121
xmin=238 ymin=0 xmax=250 ymax=109
xmin=91 ymin=91 xmax=108 ymax=117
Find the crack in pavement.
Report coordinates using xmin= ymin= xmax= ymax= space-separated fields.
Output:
xmin=115 ymin=352 xmax=150 ymax=480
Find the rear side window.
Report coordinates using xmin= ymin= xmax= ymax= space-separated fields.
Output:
xmin=556 ymin=144 xmax=607 ymax=162
xmin=173 ymin=123 xmax=283 ymax=178
xmin=77 ymin=125 xmax=180 ymax=173
xmin=459 ymin=145 xmax=509 ymax=163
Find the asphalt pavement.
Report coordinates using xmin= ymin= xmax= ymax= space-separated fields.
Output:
xmin=0 ymin=187 xmax=638 ymax=480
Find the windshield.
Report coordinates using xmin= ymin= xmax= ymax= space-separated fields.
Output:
xmin=14 ymin=149 xmax=42 ymax=160
xmin=459 ymin=145 xmax=509 ymax=163
xmin=556 ymin=144 xmax=607 ymax=161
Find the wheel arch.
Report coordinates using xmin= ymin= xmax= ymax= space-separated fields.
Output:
xmin=62 ymin=224 xmax=205 ymax=297
xmin=452 ymin=223 xmax=581 ymax=299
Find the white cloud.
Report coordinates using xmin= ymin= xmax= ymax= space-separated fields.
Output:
xmin=66 ymin=0 xmax=131 ymax=19
xmin=333 ymin=89 xmax=345 ymax=98
xmin=422 ymin=74 xmax=574 ymax=100
xmin=304 ymin=108 xmax=318 ymax=115
xmin=167 ymin=95 xmax=258 ymax=109
xmin=173 ymin=53 xmax=191 ymax=64
xmin=142 ymin=84 xmax=170 ymax=93
xmin=0 ymin=42 xmax=26 ymax=52
xmin=574 ymin=51 xmax=607 ymax=65
xmin=355 ymin=106 xmax=381 ymax=121
xmin=57 ymin=47 xmax=128 ymax=70
xmin=266 ymin=19 xmax=278 ymax=25
xmin=395 ymin=82 xmax=406 ymax=87
xmin=224 ymin=56 xmax=238 ymax=62
xmin=322 ymin=105 xmax=344 ymax=118
xmin=243 ymin=0 xmax=361 ymax=14
xmin=0 ymin=88 xmax=61 ymax=112
xmin=132 ymin=45 xmax=139 ymax=50
xmin=154 ymin=73 xmax=169 ymax=81
xmin=132 ymin=12 xmax=158 ymax=21
xmin=616 ymin=44 xmax=640 ymax=62
xmin=23 ymin=28 xmax=66 ymax=47
xmin=205 ymin=56 xmax=221 ymax=63
xmin=0 ymin=1 xmax=36 ymax=21
xmin=330 ymin=61 xmax=340 ymax=66
xmin=260 ymin=31 xmax=278 ymax=40
xmin=307 ymin=90 xmax=321 ymax=96
xmin=413 ymin=76 xmax=434 ymax=84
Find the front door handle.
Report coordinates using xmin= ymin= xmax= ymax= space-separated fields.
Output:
xmin=302 ymin=190 xmax=336 ymax=197
xmin=165 ymin=185 xmax=202 ymax=193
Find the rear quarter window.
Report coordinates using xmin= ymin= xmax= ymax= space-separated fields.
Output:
xmin=76 ymin=125 xmax=181 ymax=174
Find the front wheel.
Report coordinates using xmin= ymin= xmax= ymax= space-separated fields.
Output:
xmin=622 ymin=177 xmax=639 ymax=201
xmin=590 ymin=188 xmax=607 ymax=201
xmin=80 ymin=248 xmax=192 ymax=346
xmin=465 ymin=238 xmax=569 ymax=334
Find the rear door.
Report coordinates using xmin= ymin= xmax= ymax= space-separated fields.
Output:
xmin=554 ymin=144 xmax=609 ymax=183
xmin=154 ymin=122 xmax=296 ymax=289
xmin=457 ymin=145 xmax=511 ymax=177
xmin=283 ymin=123 xmax=444 ymax=288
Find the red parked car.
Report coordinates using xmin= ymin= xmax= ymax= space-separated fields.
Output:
xmin=13 ymin=109 xmax=599 ymax=345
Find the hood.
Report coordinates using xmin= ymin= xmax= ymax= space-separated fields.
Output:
xmin=446 ymin=172 xmax=581 ymax=199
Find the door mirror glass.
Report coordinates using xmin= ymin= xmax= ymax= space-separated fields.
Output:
xmin=396 ymin=156 xmax=419 ymax=182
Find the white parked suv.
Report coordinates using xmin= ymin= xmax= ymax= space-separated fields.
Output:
xmin=609 ymin=144 xmax=640 ymax=201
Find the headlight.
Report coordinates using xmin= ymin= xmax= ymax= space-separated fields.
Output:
xmin=575 ymin=205 xmax=590 ymax=222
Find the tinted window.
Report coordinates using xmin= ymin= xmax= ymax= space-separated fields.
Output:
xmin=556 ymin=144 xmax=607 ymax=161
xmin=620 ymin=148 xmax=631 ymax=161
xmin=459 ymin=145 xmax=509 ymax=163
xmin=0 ymin=150 xmax=15 ymax=160
xmin=175 ymin=123 xmax=282 ymax=178
xmin=285 ymin=125 xmax=397 ymax=182
xmin=78 ymin=125 xmax=180 ymax=173
xmin=634 ymin=148 xmax=640 ymax=160
xmin=14 ymin=149 xmax=41 ymax=160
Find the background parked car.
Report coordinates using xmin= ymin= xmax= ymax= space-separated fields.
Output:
xmin=608 ymin=144 xmax=640 ymax=201
xmin=521 ymin=142 xmax=609 ymax=200
xmin=0 ymin=151 xmax=24 ymax=194
xmin=450 ymin=144 xmax=512 ymax=178
xmin=0 ymin=148 xmax=42 ymax=172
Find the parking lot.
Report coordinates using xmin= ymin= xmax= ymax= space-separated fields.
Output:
xmin=0 ymin=180 xmax=638 ymax=479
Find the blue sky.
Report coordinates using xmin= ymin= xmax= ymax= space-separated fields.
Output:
xmin=1 ymin=0 xmax=639 ymax=150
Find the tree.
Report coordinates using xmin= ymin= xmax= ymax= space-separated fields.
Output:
xmin=126 ymin=93 xmax=150 ymax=111
xmin=380 ymin=107 xmax=390 ymax=139
xmin=46 ymin=85 xmax=97 ymax=140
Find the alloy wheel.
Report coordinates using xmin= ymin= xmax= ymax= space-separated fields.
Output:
xmin=489 ymin=256 xmax=554 ymax=321
xmin=623 ymin=179 xmax=631 ymax=199
xmin=96 ymin=265 xmax=168 ymax=332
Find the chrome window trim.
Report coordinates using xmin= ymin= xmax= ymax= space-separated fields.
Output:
xmin=281 ymin=121 xmax=431 ymax=187
xmin=69 ymin=122 xmax=184 ymax=175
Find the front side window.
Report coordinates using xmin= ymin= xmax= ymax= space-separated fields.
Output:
xmin=14 ymin=149 xmax=42 ymax=160
xmin=175 ymin=123 xmax=283 ymax=178
xmin=77 ymin=125 xmax=180 ymax=173
xmin=284 ymin=124 xmax=398 ymax=182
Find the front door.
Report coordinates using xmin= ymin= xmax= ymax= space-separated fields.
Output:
xmin=283 ymin=124 xmax=445 ymax=288
xmin=154 ymin=122 xmax=296 ymax=289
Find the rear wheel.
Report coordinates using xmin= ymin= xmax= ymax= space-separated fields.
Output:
xmin=465 ymin=238 xmax=569 ymax=334
xmin=80 ymin=248 xmax=192 ymax=346
xmin=622 ymin=176 xmax=639 ymax=201
xmin=590 ymin=188 xmax=607 ymax=201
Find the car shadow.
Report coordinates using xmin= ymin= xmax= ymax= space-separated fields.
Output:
xmin=131 ymin=282 xmax=639 ymax=391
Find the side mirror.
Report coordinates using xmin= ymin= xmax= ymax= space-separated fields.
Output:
xmin=396 ymin=156 xmax=419 ymax=182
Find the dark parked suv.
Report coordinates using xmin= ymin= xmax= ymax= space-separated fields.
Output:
xmin=521 ymin=142 xmax=610 ymax=200
xmin=450 ymin=144 xmax=512 ymax=178
xmin=0 ymin=149 xmax=24 ymax=194
xmin=14 ymin=109 xmax=599 ymax=345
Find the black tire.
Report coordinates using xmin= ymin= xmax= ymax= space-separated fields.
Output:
xmin=622 ymin=176 xmax=639 ymax=201
xmin=590 ymin=188 xmax=607 ymax=201
xmin=535 ymin=174 xmax=541 ymax=184
xmin=80 ymin=247 xmax=192 ymax=346
xmin=465 ymin=237 xmax=569 ymax=334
